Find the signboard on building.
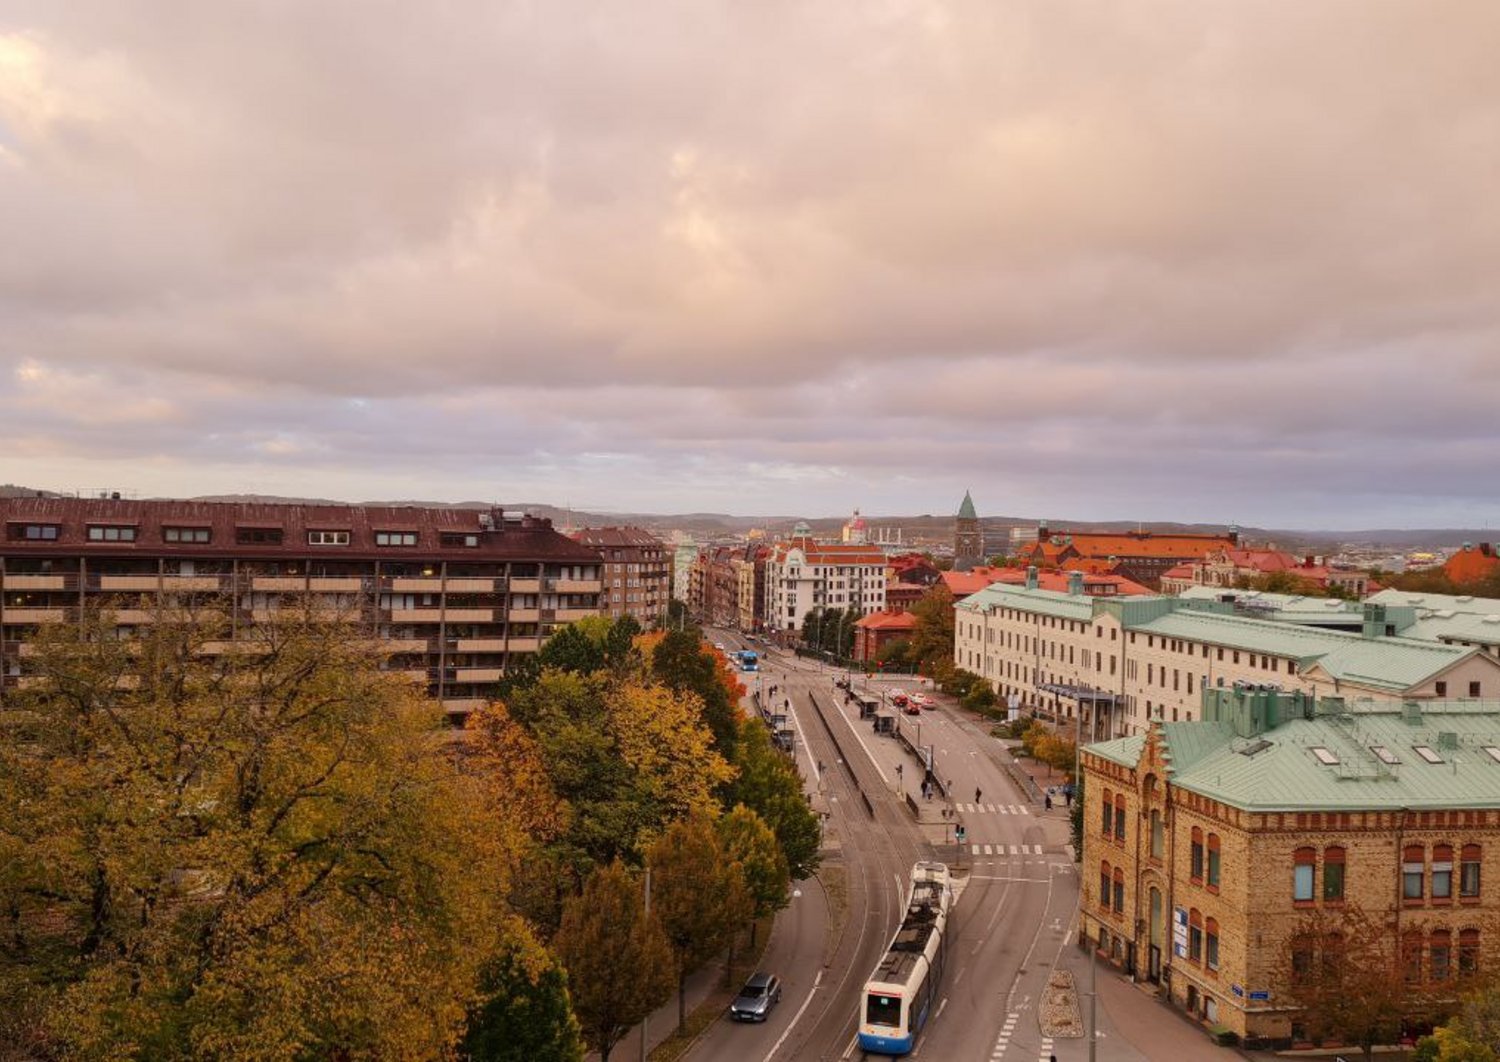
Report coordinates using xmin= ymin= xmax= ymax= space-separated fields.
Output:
xmin=1172 ymin=907 xmax=1188 ymax=958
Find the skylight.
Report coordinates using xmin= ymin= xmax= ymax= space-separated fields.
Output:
xmin=1238 ymin=739 xmax=1273 ymax=758
xmin=1311 ymin=747 xmax=1340 ymax=766
xmin=1484 ymin=746 xmax=1500 ymax=764
xmin=1413 ymin=745 xmax=1444 ymax=765
xmin=1370 ymin=746 xmax=1401 ymax=765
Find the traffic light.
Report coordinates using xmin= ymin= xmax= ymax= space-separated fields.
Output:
xmin=955 ymin=824 xmax=966 ymax=845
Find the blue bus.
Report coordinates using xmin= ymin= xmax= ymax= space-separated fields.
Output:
xmin=737 ymin=650 xmax=759 ymax=672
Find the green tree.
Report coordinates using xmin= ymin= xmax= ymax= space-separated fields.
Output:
xmin=603 ymin=615 xmax=643 ymax=670
xmin=537 ymin=623 xmax=607 ymax=675
xmin=648 ymin=817 xmax=751 ymax=1032
xmin=731 ymin=720 xmax=821 ymax=880
xmin=908 ymin=584 xmax=956 ymax=677
xmin=1069 ymin=773 xmax=1084 ymax=861
xmin=1419 ymin=979 xmax=1500 ymax=1060
xmin=0 ymin=604 xmax=522 ymax=1060
xmin=717 ymin=804 xmax=790 ymax=950
xmin=462 ymin=936 xmax=584 ymax=1062
xmin=801 ymin=608 xmax=823 ymax=648
xmin=649 ymin=629 xmax=739 ymax=766
xmin=555 ymin=860 xmax=674 ymax=1062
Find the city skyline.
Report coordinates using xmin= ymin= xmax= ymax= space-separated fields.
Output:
xmin=3 ymin=3 xmax=1499 ymax=528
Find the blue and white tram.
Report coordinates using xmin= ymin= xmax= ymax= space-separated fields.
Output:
xmin=858 ymin=861 xmax=952 ymax=1055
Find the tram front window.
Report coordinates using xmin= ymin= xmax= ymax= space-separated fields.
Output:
xmin=865 ymin=993 xmax=901 ymax=1028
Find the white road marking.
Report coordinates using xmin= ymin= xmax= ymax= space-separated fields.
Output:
xmin=764 ymin=969 xmax=823 ymax=1062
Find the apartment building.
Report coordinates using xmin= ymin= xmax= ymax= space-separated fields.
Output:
xmin=953 ymin=571 xmax=1500 ymax=738
xmin=1023 ymin=525 xmax=1240 ymax=589
xmin=569 ymin=526 xmax=672 ymax=626
xmin=1160 ymin=547 xmax=1372 ymax=598
xmin=763 ymin=538 xmax=887 ymax=634
xmin=0 ymin=497 xmax=603 ymax=721
xmin=1083 ymin=686 xmax=1500 ymax=1047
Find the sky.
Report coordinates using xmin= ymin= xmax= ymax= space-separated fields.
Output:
xmin=1 ymin=2 xmax=1498 ymax=530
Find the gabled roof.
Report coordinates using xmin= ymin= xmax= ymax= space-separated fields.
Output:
xmin=856 ymin=610 xmax=918 ymax=631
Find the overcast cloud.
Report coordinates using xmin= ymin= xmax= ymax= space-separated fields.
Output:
xmin=2 ymin=1 xmax=1498 ymax=528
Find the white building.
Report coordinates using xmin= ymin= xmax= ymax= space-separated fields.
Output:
xmin=764 ymin=537 xmax=888 ymax=633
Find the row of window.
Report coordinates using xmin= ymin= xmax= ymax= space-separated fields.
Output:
xmin=1292 ymin=844 xmax=1480 ymax=905
xmin=1291 ymin=930 xmax=1481 ymax=986
xmin=7 ymin=523 xmax=481 ymax=549
xmin=1184 ymin=908 xmax=1222 ymax=971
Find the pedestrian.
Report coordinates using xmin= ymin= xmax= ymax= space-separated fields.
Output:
xmin=1045 ymin=792 xmax=1053 ymax=811
xmin=1064 ymin=784 xmax=1074 ymax=808
xmin=975 ymin=787 xmax=982 ymax=804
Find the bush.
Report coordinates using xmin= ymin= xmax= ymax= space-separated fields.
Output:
xmin=1206 ymin=1023 xmax=1238 ymax=1046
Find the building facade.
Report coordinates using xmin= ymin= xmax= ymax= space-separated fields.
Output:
xmin=763 ymin=538 xmax=888 ymax=635
xmin=568 ymin=526 xmax=672 ymax=626
xmin=0 ymin=497 xmax=603 ymax=721
xmin=1082 ymin=687 xmax=1500 ymax=1047
xmin=954 ymin=573 xmax=1500 ymax=738
xmin=1024 ymin=526 xmax=1240 ymax=590
xmin=853 ymin=608 xmax=917 ymax=663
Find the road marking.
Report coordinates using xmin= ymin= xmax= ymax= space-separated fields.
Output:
xmin=765 ymin=968 xmax=822 ymax=1062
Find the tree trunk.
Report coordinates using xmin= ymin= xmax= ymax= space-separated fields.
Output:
xmin=726 ymin=932 xmax=736 ymax=988
xmin=679 ymin=968 xmax=688 ymax=1033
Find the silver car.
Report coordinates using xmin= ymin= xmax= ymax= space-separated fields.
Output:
xmin=730 ymin=972 xmax=782 ymax=1022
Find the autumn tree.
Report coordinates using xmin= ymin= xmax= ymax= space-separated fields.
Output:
xmin=731 ymin=718 xmax=822 ymax=880
xmin=648 ymin=628 xmax=741 ymax=766
xmin=649 ymin=817 xmax=752 ymax=1032
xmin=1279 ymin=905 xmax=1429 ymax=1059
xmin=718 ymin=803 xmax=789 ymax=949
xmin=555 ymin=860 xmax=674 ymax=1062
xmin=0 ymin=604 xmax=523 ymax=1060
xmin=907 ymin=584 xmax=956 ymax=677
xmin=461 ymin=933 xmax=584 ymax=1062
xmin=801 ymin=608 xmax=823 ymax=648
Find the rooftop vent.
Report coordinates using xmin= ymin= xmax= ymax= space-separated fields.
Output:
xmin=1438 ymin=731 xmax=1460 ymax=751
xmin=1238 ymin=738 xmax=1273 ymax=758
xmin=1402 ymin=702 xmax=1424 ymax=726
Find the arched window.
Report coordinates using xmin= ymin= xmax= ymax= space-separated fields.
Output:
xmin=1190 ymin=827 xmax=1204 ymax=882
xmin=1205 ymin=917 xmax=1220 ymax=971
xmin=1112 ymin=867 xmax=1125 ymax=913
xmin=1460 ymin=929 xmax=1481 ymax=978
xmin=1188 ymin=908 xmax=1203 ymax=961
xmin=1114 ymin=795 xmax=1126 ymax=841
xmin=1207 ymin=834 xmax=1222 ymax=890
xmin=1323 ymin=846 xmax=1346 ymax=902
xmin=1431 ymin=930 xmax=1453 ymax=982
xmin=1462 ymin=844 xmax=1482 ymax=899
xmin=1321 ymin=931 xmax=1345 ymax=979
xmin=1102 ymin=788 xmax=1114 ymax=837
xmin=1291 ymin=934 xmax=1314 ymax=984
xmin=1402 ymin=930 xmax=1424 ymax=984
xmin=1150 ymin=809 xmax=1164 ymax=860
xmin=1099 ymin=861 xmax=1111 ymax=911
xmin=1433 ymin=844 xmax=1455 ymax=901
xmin=1294 ymin=847 xmax=1316 ymax=903
xmin=1403 ymin=844 xmax=1426 ymax=901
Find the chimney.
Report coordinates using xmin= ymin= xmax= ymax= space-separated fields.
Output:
xmin=1305 ymin=554 xmax=1315 ymax=568
xmin=1067 ymin=571 xmax=1084 ymax=596
xmin=1025 ymin=565 xmax=1038 ymax=590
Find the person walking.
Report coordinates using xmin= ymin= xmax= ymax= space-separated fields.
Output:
xmin=974 ymin=787 xmax=982 ymax=804
xmin=1045 ymin=791 xmax=1053 ymax=811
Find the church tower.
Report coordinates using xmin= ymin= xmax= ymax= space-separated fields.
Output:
xmin=954 ymin=490 xmax=983 ymax=569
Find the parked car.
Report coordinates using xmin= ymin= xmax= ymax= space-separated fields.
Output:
xmin=730 ymin=972 xmax=782 ymax=1022
xmin=911 ymin=692 xmax=935 ymax=710
xmin=903 ymin=701 xmax=922 ymax=716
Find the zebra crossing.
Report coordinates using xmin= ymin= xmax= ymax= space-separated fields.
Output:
xmin=989 ymin=1013 xmax=1055 ymax=1060
xmin=971 ymin=843 xmax=1045 ymax=856
xmin=954 ymin=803 xmax=1029 ymax=815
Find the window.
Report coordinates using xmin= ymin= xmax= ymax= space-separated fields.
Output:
xmin=1436 ymin=681 xmax=1448 ymax=696
xmin=87 ymin=525 xmax=137 ymax=542
xmin=1462 ymin=844 xmax=1481 ymax=898
xmin=1433 ymin=844 xmax=1454 ymax=901
xmin=1472 ymin=681 xmax=1484 ymax=698
xmin=163 ymin=527 xmax=210 ymax=543
xmin=1188 ymin=909 xmax=1203 ymax=961
xmin=1432 ymin=930 xmax=1453 ymax=982
xmin=1291 ymin=936 xmax=1314 ymax=984
xmin=1099 ymin=861 xmax=1111 ymax=911
xmin=1114 ymin=795 xmax=1126 ymax=842
xmin=1460 ymin=929 xmax=1480 ymax=978
xmin=1404 ymin=845 xmax=1426 ymax=901
xmin=440 ymin=532 xmax=480 ymax=548
xmin=307 ymin=530 xmax=350 ymax=546
xmin=1112 ymin=868 xmax=1125 ymax=913
xmin=1102 ymin=789 xmax=1114 ymax=837
xmin=1190 ymin=828 xmax=1204 ymax=882
xmin=1150 ymin=810 xmax=1163 ymax=860
xmin=375 ymin=531 xmax=418 ymax=547
xmin=1323 ymin=846 xmax=1346 ymax=902
xmin=7 ymin=523 xmax=60 ymax=541
xmin=1205 ymin=917 xmax=1220 ymax=971
xmin=1207 ymin=834 xmax=1222 ymax=889
xmin=236 ymin=527 xmax=283 ymax=545
xmin=1414 ymin=745 xmax=1444 ymax=764
xmin=1403 ymin=931 xmax=1423 ymax=984
xmin=1294 ymin=847 xmax=1316 ymax=902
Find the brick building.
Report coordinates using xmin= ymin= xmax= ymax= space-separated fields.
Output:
xmin=568 ymin=526 xmax=672 ymax=625
xmin=853 ymin=608 xmax=917 ymax=663
xmin=1023 ymin=525 xmax=1240 ymax=590
xmin=1082 ymin=686 xmax=1500 ymax=1047
xmin=0 ymin=496 xmax=602 ymax=721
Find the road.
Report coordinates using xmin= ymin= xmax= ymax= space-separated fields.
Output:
xmin=689 ymin=631 xmax=1081 ymax=1062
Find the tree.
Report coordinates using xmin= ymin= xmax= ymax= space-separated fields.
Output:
xmin=536 ymin=623 xmax=607 ymax=675
xmin=648 ymin=818 xmax=751 ymax=1032
xmin=0 ymin=604 xmax=523 ymax=1060
xmin=648 ymin=629 xmax=741 ymax=767
xmin=1418 ymin=980 xmax=1500 ymax=1060
xmin=801 ymin=609 xmax=823 ymax=648
xmin=1278 ymin=905 xmax=1429 ymax=1059
xmin=717 ymin=804 xmax=789 ymax=950
xmin=609 ymin=680 xmax=736 ymax=829
xmin=731 ymin=720 xmax=821 ymax=880
xmin=908 ymin=585 xmax=956 ymax=677
xmin=555 ymin=860 xmax=674 ymax=1062
xmin=1068 ymin=773 xmax=1085 ymax=861
xmin=461 ymin=934 xmax=584 ymax=1062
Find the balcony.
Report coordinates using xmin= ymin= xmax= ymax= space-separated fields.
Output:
xmin=251 ymin=577 xmax=307 ymax=591
xmin=389 ymin=609 xmax=444 ymax=623
xmin=113 ymin=609 xmax=156 ymax=624
xmin=391 ymin=577 xmax=443 ymax=592
xmin=508 ymin=608 xmax=541 ymax=623
xmin=555 ymin=579 xmax=603 ymax=594
xmin=161 ymin=576 xmax=227 ymax=592
xmin=509 ymin=578 xmax=541 ymax=594
xmin=2 ymin=608 xmax=67 ymax=624
xmin=505 ymin=636 xmax=542 ymax=652
xmin=444 ymin=577 xmax=496 ymax=593
xmin=555 ymin=608 xmax=597 ymax=622
xmin=99 ymin=576 xmax=162 ymax=592
xmin=450 ymin=667 xmax=504 ymax=683
xmin=0 ymin=574 xmax=67 ymax=591
xmin=443 ymin=608 xmax=495 ymax=623
xmin=309 ymin=578 xmax=362 ymax=592
xmin=441 ymin=697 xmax=488 ymax=716
xmin=456 ymin=638 xmax=508 ymax=652
xmin=395 ymin=668 xmax=431 ymax=684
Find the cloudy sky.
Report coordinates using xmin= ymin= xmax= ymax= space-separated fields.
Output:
xmin=2 ymin=2 xmax=1497 ymax=529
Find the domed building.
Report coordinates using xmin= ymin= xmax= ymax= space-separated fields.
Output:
xmin=842 ymin=509 xmax=869 ymax=545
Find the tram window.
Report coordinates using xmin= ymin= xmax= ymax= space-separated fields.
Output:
xmin=866 ymin=993 xmax=902 ymax=1028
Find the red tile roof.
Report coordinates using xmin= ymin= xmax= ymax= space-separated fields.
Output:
xmin=855 ymin=609 xmax=918 ymax=631
xmin=1445 ymin=543 xmax=1500 ymax=586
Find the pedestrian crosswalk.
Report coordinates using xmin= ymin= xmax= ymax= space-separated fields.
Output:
xmin=971 ymin=843 xmax=1044 ymax=856
xmin=955 ymin=803 xmax=1029 ymax=815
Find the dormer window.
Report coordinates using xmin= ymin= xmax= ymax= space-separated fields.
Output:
xmin=8 ymin=523 xmax=60 ymax=541
xmin=307 ymin=530 xmax=351 ymax=546
xmin=87 ymin=525 xmax=137 ymax=542
xmin=375 ymin=531 xmax=418 ymax=547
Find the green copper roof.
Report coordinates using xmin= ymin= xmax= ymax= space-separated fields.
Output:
xmin=957 ymin=490 xmax=977 ymax=520
xmin=955 ymin=582 xmax=1095 ymax=622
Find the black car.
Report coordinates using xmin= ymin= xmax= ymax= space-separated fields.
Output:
xmin=729 ymin=972 xmax=782 ymax=1022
